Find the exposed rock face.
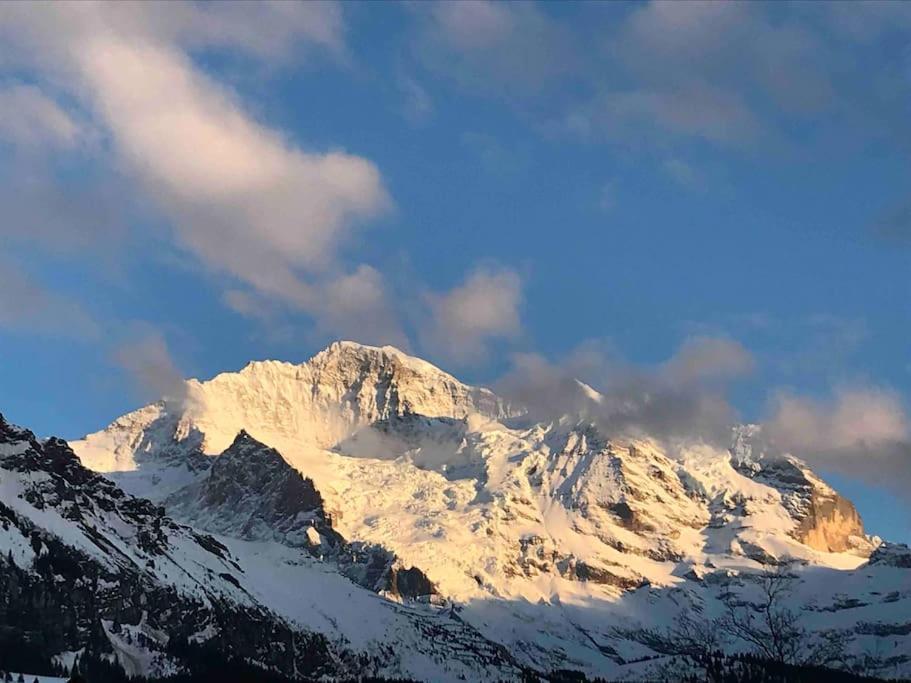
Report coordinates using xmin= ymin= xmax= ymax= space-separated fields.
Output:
xmin=793 ymin=487 xmax=866 ymax=553
xmin=730 ymin=427 xmax=871 ymax=555
xmin=387 ymin=565 xmax=436 ymax=598
xmin=165 ymin=429 xmax=438 ymax=599
xmin=166 ymin=430 xmax=342 ymax=549
xmin=869 ymin=542 xmax=911 ymax=568
xmin=573 ymin=560 xmax=647 ymax=590
xmin=0 ymin=414 xmax=340 ymax=678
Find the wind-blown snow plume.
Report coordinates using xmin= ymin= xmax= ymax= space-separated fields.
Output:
xmin=112 ymin=330 xmax=189 ymax=410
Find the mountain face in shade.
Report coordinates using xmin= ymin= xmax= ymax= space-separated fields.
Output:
xmin=166 ymin=430 xmax=336 ymax=548
xmin=166 ymin=429 xmax=438 ymax=599
xmin=30 ymin=341 xmax=909 ymax=680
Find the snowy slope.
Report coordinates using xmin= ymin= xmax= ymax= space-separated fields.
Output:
xmin=70 ymin=341 xmax=911 ymax=679
xmin=0 ymin=413 xmax=518 ymax=681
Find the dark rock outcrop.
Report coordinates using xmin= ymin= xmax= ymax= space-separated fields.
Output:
xmin=868 ymin=542 xmax=911 ymax=569
xmin=0 ymin=414 xmax=344 ymax=679
xmin=165 ymin=430 xmax=438 ymax=599
xmin=167 ymin=430 xmax=344 ymax=550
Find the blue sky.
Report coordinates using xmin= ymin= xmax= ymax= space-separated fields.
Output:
xmin=0 ymin=2 xmax=909 ymax=542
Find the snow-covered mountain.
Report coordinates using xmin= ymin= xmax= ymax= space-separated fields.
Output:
xmin=12 ymin=341 xmax=911 ymax=679
xmin=0 ymin=413 xmax=519 ymax=681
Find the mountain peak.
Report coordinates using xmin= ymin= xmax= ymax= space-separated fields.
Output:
xmin=234 ymin=341 xmax=455 ymax=383
xmin=74 ymin=341 xmax=511 ymax=475
xmin=312 ymin=339 xmax=462 ymax=382
xmin=232 ymin=427 xmax=253 ymax=443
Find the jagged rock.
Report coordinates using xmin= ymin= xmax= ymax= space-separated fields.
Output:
xmin=793 ymin=488 xmax=866 ymax=553
xmin=869 ymin=542 xmax=911 ymax=568
xmin=387 ymin=566 xmax=436 ymax=598
xmin=573 ymin=561 xmax=646 ymax=590
xmin=730 ymin=427 xmax=872 ymax=555
xmin=166 ymin=429 xmax=438 ymax=600
xmin=166 ymin=430 xmax=343 ymax=549
xmin=0 ymin=414 xmax=340 ymax=679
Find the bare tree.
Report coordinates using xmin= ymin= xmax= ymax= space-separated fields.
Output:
xmin=718 ymin=564 xmax=805 ymax=665
xmin=635 ymin=562 xmax=857 ymax=679
xmin=634 ymin=610 xmax=728 ymax=682
xmin=718 ymin=563 xmax=848 ymax=668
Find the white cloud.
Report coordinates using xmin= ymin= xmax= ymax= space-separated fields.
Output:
xmin=412 ymin=1 xmax=855 ymax=150
xmin=314 ymin=266 xmax=409 ymax=348
xmin=766 ymin=388 xmax=909 ymax=454
xmin=497 ymin=336 xmax=755 ymax=446
xmin=589 ymin=1 xmax=833 ymax=143
xmin=76 ymin=34 xmax=389 ymax=305
xmin=0 ymin=83 xmax=82 ymax=150
xmin=576 ymin=85 xmax=760 ymax=146
xmin=414 ymin=1 xmax=576 ymax=97
xmin=763 ymin=386 xmax=911 ymax=496
xmin=0 ymin=2 xmax=346 ymax=66
xmin=662 ymin=336 xmax=755 ymax=385
xmin=0 ymin=2 xmax=395 ymax=332
xmin=165 ymin=0 xmax=347 ymax=61
xmin=423 ymin=266 xmax=522 ymax=364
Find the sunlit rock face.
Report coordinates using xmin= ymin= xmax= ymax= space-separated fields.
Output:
xmin=728 ymin=425 xmax=874 ymax=556
xmin=794 ymin=487 xmax=867 ymax=553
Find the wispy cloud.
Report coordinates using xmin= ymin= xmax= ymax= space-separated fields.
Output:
xmin=0 ymin=261 xmax=99 ymax=340
xmin=112 ymin=327 xmax=189 ymax=409
xmin=0 ymin=83 xmax=84 ymax=151
xmin=0 ymin=2 xmax=407 ymax=345
xmin=73 ymin=30 xmax=388 ymax=306
xmin=497 ymin=336 xmax=754 ymax=446
xmin=398 ymin=75 xmax=433 ymax=123
xmin=763 ymin=386 xmax=911 ymax=496
xmin=766 ymin=387 xmax=908 ymax=454
xmin=412 ymin=1 xmax=577 ymax=98
xmin=422 ymin=265 xmax=523 ymax=365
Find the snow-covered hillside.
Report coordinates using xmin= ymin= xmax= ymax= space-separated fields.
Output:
xmin=0 ymin=413 xmax=518 ymax=681
xmin=53 ymin=341 xmax=911 ymax=678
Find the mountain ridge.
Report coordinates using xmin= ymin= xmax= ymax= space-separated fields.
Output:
xmin=33 ymin=341 xmax=911 ymax=679
xmin=0 ymin=411 xmax=523 ymax=681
